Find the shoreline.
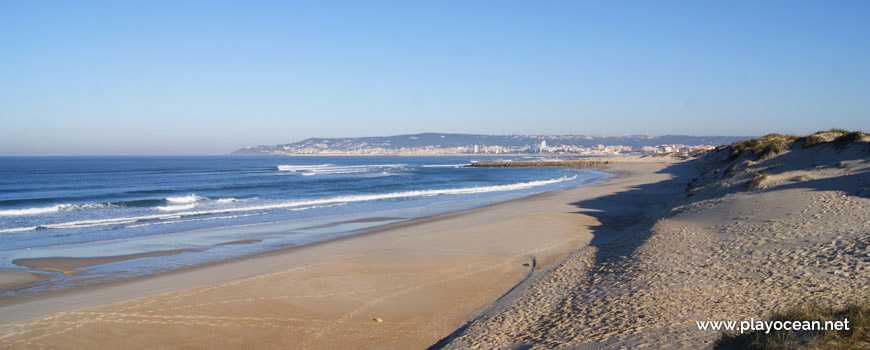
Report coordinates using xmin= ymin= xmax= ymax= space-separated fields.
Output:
xmin=3 ymin=217 xmax=408 ymax=279
xmin=0 ymin=160 xmax=680 ymax=349
xmin=0 ymin=176 xmax=592 ymax=309
xmin=0 ymin=167 xmax=614 ymax=321
xmin=11 ymin=249 xmax=203 ymax=276
xmin=0 ymin=172 xmax=596 ymax=304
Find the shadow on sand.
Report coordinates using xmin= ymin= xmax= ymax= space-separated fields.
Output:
xmin=429 ymin=160 xmax=700 ymax=349
xmin=573 ymin=160 xmax=699 ymax=267
xmin=431 ymin=147 xmax=869 ymax=349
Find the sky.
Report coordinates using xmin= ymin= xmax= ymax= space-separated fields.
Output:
xmin=0 ymin=1 xmax=868 ymax=155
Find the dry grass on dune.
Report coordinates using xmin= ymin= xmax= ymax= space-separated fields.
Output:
xmin=690 ymin=129 xmax=869 ymax=197
xmin=746 ymin=173 xmax=770 ymax=189
xmin=721 ymin=129 xmax=867 ymax=162
xmin=728 ymin=133 xmax=799 ymax=160
xmin=799 ymin=129 xmax=852 ymax=148
xmin=714 ymin=299 xmax=870 ymax=350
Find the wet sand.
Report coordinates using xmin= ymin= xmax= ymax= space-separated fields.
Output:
xmin=12 ymin=249 xmax=202 ymax=275
xmin=216 ymin=239 xmax=262 ymax=246
xmin=0 ymin=270 xmax=50 ymax=290
xmin=301 ymin=216 xmax=403 ymax=230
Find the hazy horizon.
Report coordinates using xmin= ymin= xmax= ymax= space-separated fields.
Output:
xmin=1 ymin=1 xmax=868 ymax=155
xmin=0 ymin=132 xmax=758 ymax=157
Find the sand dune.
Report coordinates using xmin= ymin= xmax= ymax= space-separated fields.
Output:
xmin=439 ymin=134 xmax=870 ymax=349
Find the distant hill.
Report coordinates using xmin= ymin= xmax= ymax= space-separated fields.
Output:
xmin=230 ymin=133 xmax=751 ymax=156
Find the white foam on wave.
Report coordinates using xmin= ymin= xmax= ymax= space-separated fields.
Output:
xmin=124 ymin=212 xmax=264 ymax=228
xmin=277 ymin=164 xmax=332 ymax=172
xmin=0 ymin=195 xmax=218 ymax=218
xmin=166 ymin=194 xmax=206 ymax=203
xmin=421 ymin=164 xmax=471 ymax=168
xmin=0 ymin=175 xmax=577 ymax=233
xmin=278 ymin=164 xmax=405 ymax=176
xmin=0 ymin=226 xmax=39 ymax=233
xmin=0 ymin=203 xmax=114 ymax=216
xmin=0 ymin=205 xmax=66 ymax=216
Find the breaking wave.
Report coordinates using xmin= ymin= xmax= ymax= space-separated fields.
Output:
xmin=421 ymin=164 xmax=471 ymax=168
xmin=0 ymin=203 xmax=115 ymax=216
xmin=0 ymin=175 xmax=576 ymax=233
xmin=165 ymin=194 xmax=206 ymax=203
xmin=277 ymin=164 xmax=405 ymax=176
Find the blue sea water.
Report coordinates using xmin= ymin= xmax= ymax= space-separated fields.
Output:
xmin=0 ymin=156 xmax=608 ymax=297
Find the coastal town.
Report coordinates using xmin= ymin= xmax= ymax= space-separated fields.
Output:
xmin=232 ymin=133 xmax=741 ymax=156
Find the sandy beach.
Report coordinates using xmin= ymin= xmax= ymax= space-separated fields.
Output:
xmin=0 ymin=160 xmax=676 ymax=349
xmin=1 ymin=135 xmax=867 ymax=350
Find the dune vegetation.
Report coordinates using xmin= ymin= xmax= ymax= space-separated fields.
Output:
xmin=714 ymin=299 xmax=870 ymax=350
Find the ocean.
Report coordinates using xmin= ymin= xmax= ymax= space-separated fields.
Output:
xmin=0 ymin=156 xmax=609 ymax=297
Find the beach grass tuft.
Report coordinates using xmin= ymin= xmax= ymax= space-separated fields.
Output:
xmin=747 ymin=173 xmax=769 ymax=189
xmin=833 ymin=131 xmax=867 ymax=151
xmin=799 ymin=129 xmax=865 ymax=149
xmin=713 ymin=299 xmax=870 ymax=350
xmin=724 ymin=130 xmax=866 ymax=161
xmin=729 ymin=134 xmax=798 ymax=160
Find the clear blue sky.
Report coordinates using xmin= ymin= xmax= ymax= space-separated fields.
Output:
xmin=1 ymin=1 xmax=868 ymax=155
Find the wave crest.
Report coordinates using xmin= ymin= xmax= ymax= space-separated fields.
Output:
xmin=165 ymin=194 xmax=206 ymax=203
xmin=0 ymin=203 xmax=114 ymax=216
xmin=277 ymin=164 xmax=405 ymax=176
xmin=0 ymin=175 xmax=577 ymax=233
